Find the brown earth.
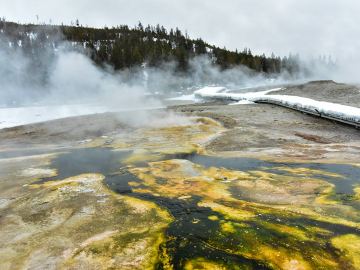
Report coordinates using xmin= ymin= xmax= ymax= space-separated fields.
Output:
xmin=0 ymin=80 xmax=359 ymax=163
xmin=271 ymin=80 xmax=360 ymax=107
xmin=172 ymin=101 xmax=360 ymax=162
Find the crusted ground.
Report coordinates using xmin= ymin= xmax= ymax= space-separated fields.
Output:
xmin=0 ymin=117 xmax=222 ymax=270
xmin=0 ymin=81 xmax=360 ymax=269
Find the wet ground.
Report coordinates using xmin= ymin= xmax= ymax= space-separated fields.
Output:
xmin=1 ymin=142 xmax=360 ymax=269
xmin=1 ymin=81 xmax=360 ymax=269
xmin=44 ymin=148 xmax=360 ymax=269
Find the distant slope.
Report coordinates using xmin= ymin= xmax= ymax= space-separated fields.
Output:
xmin=270 ymin=81 xmax=360 ymax=107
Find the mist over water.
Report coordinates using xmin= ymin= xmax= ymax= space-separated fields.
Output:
xmin=0 ymin=27 xmax=351 ymax=128
xmin=0 ymin=34 xmax=202 ymax=127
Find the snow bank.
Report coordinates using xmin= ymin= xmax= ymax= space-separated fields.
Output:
xmin=195 ymin=86 xmax=360 ymax=126
xmin=229 ymin=100 xmax=255 ymax=105
xmin=194 ymin=86 xmax=282 ymax=101
xmin=255 ymin=95 xmax=360 ymax=125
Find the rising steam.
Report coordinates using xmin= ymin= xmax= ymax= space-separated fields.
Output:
xmin=0 ymin=27 xmax=351 ymax=129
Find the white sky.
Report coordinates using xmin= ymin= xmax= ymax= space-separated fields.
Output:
xmin=1 ymin=0 xmax=360 ymax=60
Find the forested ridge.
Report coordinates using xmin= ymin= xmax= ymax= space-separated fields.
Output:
xmin=0 ymin=19 xmax=327 ymax=75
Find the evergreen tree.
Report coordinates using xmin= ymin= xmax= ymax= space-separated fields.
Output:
xmin=0 ymin=20 xmax=292 ymax=75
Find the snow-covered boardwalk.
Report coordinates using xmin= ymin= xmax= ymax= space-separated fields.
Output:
xmin=195 ymin=87 xmax=360 ymax=128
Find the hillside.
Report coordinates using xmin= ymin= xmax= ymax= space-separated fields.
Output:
xmin=0 ymin=19 xmax=301 ymax=74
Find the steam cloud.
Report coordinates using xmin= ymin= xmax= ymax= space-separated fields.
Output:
xmin=0 ymin=36 xmax=196 ymax=127
xmin=0 ymin=29 xmax=349 ymax=128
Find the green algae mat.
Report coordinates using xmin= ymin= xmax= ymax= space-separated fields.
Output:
xmin=0 ymin=118 xmax=360 ymax=270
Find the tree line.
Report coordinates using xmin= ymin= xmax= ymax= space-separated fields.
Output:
xmin=0 ymin=19 xmax=333 ymax=76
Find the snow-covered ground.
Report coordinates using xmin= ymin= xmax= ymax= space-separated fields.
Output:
xmin=0 ymin=103 xmax=170 ymax=130
xmin=0 ymin=103 xmax=168 ymax=130
xmin=0 ymin=104 xmax=110 ymax=129
xmin=195 ymin=86 xmax=360 ymax=125
xmin=3 ymin=86 xmax=360 ymax=130
xmin=254 ymin=95 xmax=360 ymax=125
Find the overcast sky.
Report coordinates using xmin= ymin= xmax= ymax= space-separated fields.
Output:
xmin=1 ymin=0 xmax=360 ymax=60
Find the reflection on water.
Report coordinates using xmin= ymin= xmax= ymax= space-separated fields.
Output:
xmin=187 ymin=155 xmax=360 ymax=196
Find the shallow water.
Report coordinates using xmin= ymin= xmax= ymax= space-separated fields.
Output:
xmin=31 ymin=147 xmax=360 ymax=195
xmin=27 ymin=147 xmax=360 ymax=269
xmin=4 ymin=147 xmax=360 ymax=197
xmin=187 ymin=155 xmax=360 ymax=196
